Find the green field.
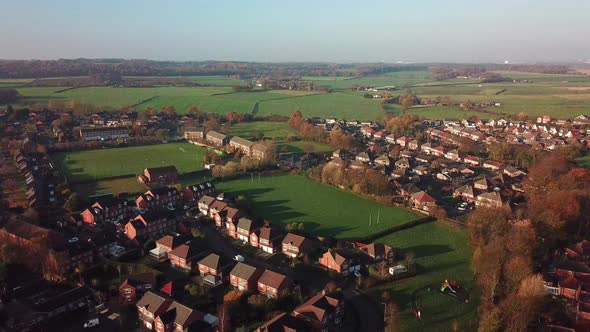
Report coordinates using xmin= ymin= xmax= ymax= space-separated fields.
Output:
xmin=369 ymin=222 xmax=477 ymax=332
xmin=52 ymin=143 xmax=207 ymax=183
xmin=71 ymin=177 xmax=146 ymax=198
xmin=274 ymin=140 xmax=333 ymax=154
xmin=302 ymin=71 xmax=434 ymax=90
xmin=215 ymin=174 xmax=420 ymax=238
xmin=227 ymin=121 xmax=298 ymax=139
xmin=258 ymin=92 xmax=385 ymax=120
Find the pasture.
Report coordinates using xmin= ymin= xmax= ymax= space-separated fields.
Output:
xmin=214 ymin=174 xmax=421 ymax=238
xmin=302 ymin=71 xmax=434 ymax=90
xmin=368 ymin=222 xmax=477 ymax=332
xmin=52 ymin=143 xmax=207 ymax=183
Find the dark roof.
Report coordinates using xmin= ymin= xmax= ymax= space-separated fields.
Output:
xmin=1 ymin=220 xmax=66 ymax=251
xmin=258 ymin=312 xmax=311 ymax=332
xmin=230 ymin=263 xmax=260 ymax=280
xmin=258 ymin=270 xmax=288 ymax=289
xmin=169 ymin=244 xmax=199 ymax=260
xmin=122 ymin=272 xmax=157 ymax=288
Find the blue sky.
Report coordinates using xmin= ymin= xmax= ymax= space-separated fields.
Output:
xmin=1 ymin=0 xmax=589 ymax=62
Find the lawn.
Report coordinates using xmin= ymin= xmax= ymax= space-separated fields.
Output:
xmin=274 ymin=140 xmax=333 ymax=154
xmin=227 ymin=121 xmax=298 ymax=139
xmin=52 ymin=143 xmax=207 ymax=183
xmin=71 ymin=177 xmax=146 ymax=198
xmin=367 ymin=222 xmax=477 ymax=332
xmin=214 ymin=174 xmax=421 ymax=238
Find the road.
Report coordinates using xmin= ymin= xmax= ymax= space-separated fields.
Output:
xmin=200 ymin=221 xmax=385 ymax=332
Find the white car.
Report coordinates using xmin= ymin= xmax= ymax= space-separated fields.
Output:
xmin=233 ymin=255 xmax=245 ymax=262
xmin=353 ymin=271 xmax=362 ymax=278
xmin=83 ymin=318 xmax=99 ymax=328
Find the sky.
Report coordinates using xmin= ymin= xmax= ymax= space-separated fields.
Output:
xmin=1 ymin=0 xmax=589 ymax=63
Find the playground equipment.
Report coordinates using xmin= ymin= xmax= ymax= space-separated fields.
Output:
xmin=440 ymin=279 xmax=470 ymax=303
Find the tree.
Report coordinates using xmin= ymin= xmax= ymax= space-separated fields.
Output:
xmin=65 ymin=193 xmax=81 ymax=212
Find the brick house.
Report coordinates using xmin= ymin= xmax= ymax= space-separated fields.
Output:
xmin=258 ymin=270 xmax=291 ymax=299
xmin=236 ymin=217 xmax=262 ymax=243
xmin=230 ymin=263 xmax=263 ymax=291
xmin=220 ymin=207 xmax=243 ymax=229
xmin=360 ymin=243 xmax=395 ymax=268
xmin=197 ymin=253 xmax=233 ymax=286
xmin=136 ymin=187 xmax=180 ymax=210
xmin=282 ymin=233 xmax=313 ymax=258
xmin=143 ymin=166 xmax=179 ymax=185
xmin=183 ymin=182 xmax=215 ymax=202
xmin=169 ymin=244 xmax=200 ymax=271
xmin=409 ymin=191 xmax=438 ymax=212
xmin=251 ymin=226 xmax=283 ymax=254
xmin=124 ymin=212 xmax=177 ymax=240
xmin=119 ymin=272 xmax=156 ymax=303
xmin=80 ymin=196 xmax=133 ymax=224
xmin=476 ymin=191 xmax=503 ymax=208
xmin=197 ymin=195 xmax=216 ymax=215
xmin=318 ymin=249 xmax=357 ymax=276
xmin=136 ymin=291 xmax=211 ymax=331
xmin=453 ymin=184 xmax=475 ymax=201
xmin=208 ymin=200 xmax=227 ymax=219
xmin=292 ymin=291 xmax=344 ymax=332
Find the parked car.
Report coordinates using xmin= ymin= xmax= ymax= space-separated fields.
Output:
xmin=353 ymin=271 xmax=362 ymax=278
xmin=83 ymin=318 xmax=99 ymax=328
xmin=233 ymin=255 xmax=245 ymax=262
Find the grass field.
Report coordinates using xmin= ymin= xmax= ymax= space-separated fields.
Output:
xmin=71 ymin=177 xmax=146 ymax=198
xmin=215 ymin=174 xmax=420 ymax=238
xmin=227 ymin=121 xmax=298 ymax=139
xmin=368 ymin=222 xmax=477 ymax=332
xmin=302 ymin=71 xmax=434 ymax=90
xmin=275 ymin=140 xmax=333 ymax=154
xmin=52 ymin=143 xmax=207 ymax=183
xmin=257 ymin=92 xmax=385 ymax=120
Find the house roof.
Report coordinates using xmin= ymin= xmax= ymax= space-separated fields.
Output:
xmin=1 ymin=220 xmax=66 ymax=252
xmin=237 ymin=217 xmax=260 ymax=232
xmin=156 ymin=235 xmax=183 ymax=249
xmin=169 ymin=244 xmax=198 ymax=260
xmin=259 ymin=226 xmax=283 ymax=242
xmin=282 ymin=233 xmax=308 ymax=248
xmin=136 ymin=291 xmax=171 ymax=315
xmin=230 ymin=136 xmax=255 ymax=147
xmin=293 ymin=292 xmax=341 ymax=323
xmin=230 ymin=263 xmax=259 ymax=280
xmin=478 ymin=191 xmax=502 ymax=203
xmin=455 ymin=185 xmax=474 ymax=197
xmin=361 ymin=243 xmax=393 ymax=259
xmin=144 ymin=166 xmax=178 ymax=179
xmin=411 ymin=191 xmax=436 ymax=204
xmin=206 ymin=130 xmax=227 ymax=140
xmin=121 ymin=272 xmax=156 ymax=288
xmin=198 ymin=195 xmax=216 ymax=206
xmin=257 ymin=312 xmax=310 ymax=332
xmin=258 ymin=270 xmax=288 ymax=289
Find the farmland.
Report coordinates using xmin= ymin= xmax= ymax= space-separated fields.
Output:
xmin=368 ymin=222 xmax=477 ymax=332
xmin=52 ymin=143 xmax=207 ymax=183
xmin=5 ymin=70 xmax=590 ymax=120
xmin=214 ymin=174 xmax=421 ymax=238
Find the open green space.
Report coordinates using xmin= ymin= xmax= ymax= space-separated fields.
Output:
xmin=274 ymin=139 xmax=333 ymax=154
xmin=258 ymin=92 xmax=384 ymax=121
xmin=71 ymin=177 xmax=146 ymax=198
xmin=368 ymin=222 xmax=477 ymax=332
xmin=52 ymin=143 xmax=207 ymax=183
xmin=302 ymin=71 xmax=434 ymax=90
xmin=227 ymin=121 xmax=298 ymax=139
xmin=577 ymin=154 xmax=590 ymax=168
xmin=215 ymin=174 xmax=420 ymax=238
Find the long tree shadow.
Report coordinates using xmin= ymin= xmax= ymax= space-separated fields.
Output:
xmin=401 ymin=245 xmax=453 ymax=259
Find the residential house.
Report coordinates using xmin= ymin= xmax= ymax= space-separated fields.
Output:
xmin=79 ymin=126 xmax=129 ymax=141
xmin=169 ymin=244 xmax=200 ymax=271
xmin=282 ymin=233 xmax=313 ymax=258
xmin=504 ymin=166 xmax=526 ymax=178
xmin=151 ymin=235 xmax=185 ymax=260
xmin=224 ymin=208 xmax=244 ymax=237
xmin=474 ymin=177 xmax=491 ymax=191
xmin=332 ymin=149 xmax=353 ymax=160
xmin=453 ymin=185 xmax=476 ymax=202
xmin=208 ymin=200 xmax=227 ymax=219
xmin=252 ymin=143 xmax=270 ymax=160
xmin=396 ymin=136 xmax=411 ymax=147
xmin=410 ymin=191 xmax=437 ymax=212
xmin=318 ymin=249 xmax=365 ymax=276
xmin=143 ymin=166 xmax=179 ymax=185
xmin=119 ymin=272 xmax=156 ymax=303
xmin=421 ymin=142 xmax=432 ymax=154
xmin=292 ymin=292 xmax=344 ymax=332
xmin=355 ymin=152 xmax=371 ymax=163
xmin=395 ymin=158 xmax=410 ymax=170
xmin=361 ymin=243 xmax=395 ymax=268
xmin=197 ymin=195 xmax=216 ymax=215
xmin=136 ymin=187 xmax=180 ymax=210
xmin=230 ymin=263 xmax=263 ymax=291
xmin=183 ymin=182 xmax=215 ymax=202
xmin=251 ymin=226 xmax=283 ymax=254
xmin=80 ymin=196 xmax=133 ymax=224
xmin=258 ymin=270 xmax=291 ymax=299
xmin=385 ymin=134 xmax=396 ymax=144
xmin=445 ymin=149 xmax=461 ymax=162
xmin=463 ymin=155 xmax=480 ymax=166
xmin=374 ymin=154 xmax=391 ymax=167
xmin=197 ymin=253 xmax=233 ymax=286
xmin=236 ymin=217 xmax=262 ymax=243
xmin=408 ymin=140 xmax=420 ymax=151
xmin=483 ymin=161 xmax=504 ymax=171
xmin=124 ymin=212 xmax=177 ymax=240
xmin=476 ymin=191 xmax=503 ymax=208
xmin=136 ymin=291 xmax=213 ymax=331
xmin=430 ymin=145 xmax=446 ymax=157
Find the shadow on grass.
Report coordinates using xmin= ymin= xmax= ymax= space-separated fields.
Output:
xmin=402 ymin=245 xmax=453 ymax=259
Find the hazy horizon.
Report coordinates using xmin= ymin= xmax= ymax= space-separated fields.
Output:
xmin=1 ymin=0 xmax=589 ymax=63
